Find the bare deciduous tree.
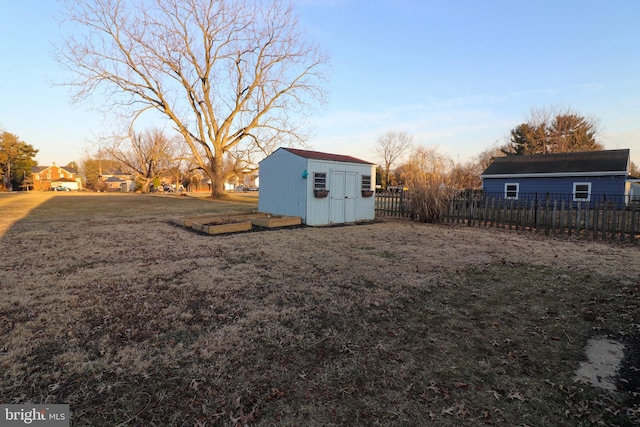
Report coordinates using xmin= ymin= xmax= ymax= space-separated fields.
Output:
xmin=103 ymin=128 xmax=177 ymax=192
xmin=56 ymin=0 xmax=328 ymax=197
xmin=474 ymin=142 xmax=510 ymax=171
xmin=374 ymin=131 xmax=413 ymax=190
xmin=81 ymin=156 xmax=122 ymax=191
xmin=449 ymin=161 xmax=481 ymax=190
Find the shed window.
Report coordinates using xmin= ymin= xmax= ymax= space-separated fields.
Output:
xmin=573 ymin=182 xmax=591 ymax=201
xmin=504 ymin=183 xmax=519 ymax=200
xmin=313 ymin=173 xmax=326 ymax=190
xmin=361 ymin=175 xmax=371 ymax=191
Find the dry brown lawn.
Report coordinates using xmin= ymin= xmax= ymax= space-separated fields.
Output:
xmin=1 ymin=192 xmax=639 ymax=426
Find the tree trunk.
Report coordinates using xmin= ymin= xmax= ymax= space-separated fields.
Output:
xmin=141 ymin=179 xmax=152 ymax=193
xmin=209 ymin=156 xmax=225 ymax=198
xmin=384 ymin=166 xmax=390 ymax=190
xmin=6 ymin=161 xmax=11 ymax=191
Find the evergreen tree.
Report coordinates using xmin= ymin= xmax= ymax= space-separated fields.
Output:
xmin=509 ymin=108 xmax=603 ymax=155
xmin=0 ymin=132 xmax=38 ymax=191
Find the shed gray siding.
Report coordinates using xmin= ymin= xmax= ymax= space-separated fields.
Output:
xmin=258 ymin=149 xmax=308 ymax=221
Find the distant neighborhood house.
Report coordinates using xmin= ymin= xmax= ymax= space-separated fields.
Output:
xmin=480 ymin=149 xmax=635 ymax=206
xmin=31 ymin=164 xmax=82 ymax=191
xmin=98 ymin=169 xmax=136 ymax=192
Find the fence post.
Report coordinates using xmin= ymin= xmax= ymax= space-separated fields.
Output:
xmin=489 ymin=197 xmax=496 ymax=227
xmin=567 ymin=198 xmax=573 ymax=237
xmin=467 ymin=192 xmax=473 ymax=226
xmin=483 ymin=195 xmax=489 ymax=227
xmin=611 ymin=200 xmax=619 ymax=241
xmin=576 ymin=200 xmax=582 ymax=238
xmin=585 ymin=201 xmax=591 ymax=239
xmin=602 ymin=195 xmax=608 ymax=241
xmin=542 ymin=195 xmax=549 ymax=235
xmin=631 ymin=203 xmax=638 ymax=242
xmin=508 ymin=198 xmax=514 ymax=230
xmin=593 ymin=199 xmax=600 ymax=240
xmin=551 ymin=199 xmax=557 ymax=235
xmin=535 ymin=192 xmax=541 ymax=232
xmin=620 ymin=204 xmax=627 ymax=242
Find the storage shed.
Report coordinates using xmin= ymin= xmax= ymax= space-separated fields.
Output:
xmin=258 ymin=147 xmax=376 ymax=226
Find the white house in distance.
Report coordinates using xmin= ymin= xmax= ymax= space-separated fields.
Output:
xmin=258 ymin=147 xmax=376 ymax=226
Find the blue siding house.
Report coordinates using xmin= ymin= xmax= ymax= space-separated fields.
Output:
xmin=480 ymin=149 xmax=631 ymax=207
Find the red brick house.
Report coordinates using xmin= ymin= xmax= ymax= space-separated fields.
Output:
xmin=31 ymin=164 xmax=82 ymax=191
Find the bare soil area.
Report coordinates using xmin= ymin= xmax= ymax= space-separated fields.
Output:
xmin=1 ymin=192 xmax=639 ymax=426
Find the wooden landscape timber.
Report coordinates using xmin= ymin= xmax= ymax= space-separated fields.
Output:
xmin=250 ymin=214 xmax=302 ymax=228
xmin=170 ymin=211 xmax=262 ymax=227
xmin=172 ymin=211 xmax=302 ymax=234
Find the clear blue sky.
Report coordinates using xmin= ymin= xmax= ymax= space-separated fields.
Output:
xmin=1 ymin=0 xmax=639 ymax=168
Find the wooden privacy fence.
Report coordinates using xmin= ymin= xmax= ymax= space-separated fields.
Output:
xmin=375 ymin=191 xmax=640 ymax=242
xmin=375 ymin=191 xmax=411 ymax=218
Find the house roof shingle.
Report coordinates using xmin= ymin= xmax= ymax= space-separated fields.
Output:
xmin=100 ymin=169 xmax=131 ymax=177
xmin=31 ymin=165 xmax=78 ymax=174
xmin=481 ymin=149 xmax=630 ymax=177
xmin=283 ymin=147 xmax=374 ymax=165
xmin=103 ymin=176 xmax=126 ymax=183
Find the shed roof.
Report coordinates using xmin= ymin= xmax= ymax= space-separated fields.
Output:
xmin=282 ymin=147 xmax=374 ymax=165
xmin=481 ymin=149 xmax=629 ymax=178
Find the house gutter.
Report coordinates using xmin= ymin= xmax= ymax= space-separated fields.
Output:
xmin=480 ymin=171 xmax=627 ymax=179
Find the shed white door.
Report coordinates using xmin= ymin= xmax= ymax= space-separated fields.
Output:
xmin=330 ymin=171 xmax=358 ymax=223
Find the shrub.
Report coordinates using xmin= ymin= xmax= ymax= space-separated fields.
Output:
xmin=400 ymin=146 xmax=456 ymax=223
xmin=407 ymin=180 xmax=454 ymax=222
